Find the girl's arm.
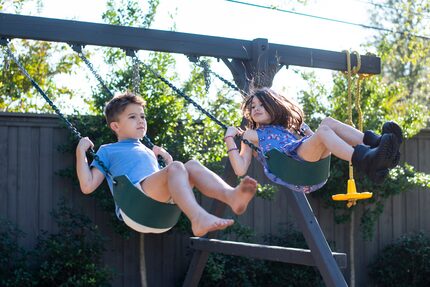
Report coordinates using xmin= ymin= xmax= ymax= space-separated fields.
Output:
xmin=224 ymin=127 xmax=254 ymax=177
xmin=76 ymin=137 xmax=105 ymax=194
xmin=301 ymin=122 xmax=314 ymax=136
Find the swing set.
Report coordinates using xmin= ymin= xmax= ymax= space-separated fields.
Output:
xmin=0 ymin=12 xmax=381 ymax=287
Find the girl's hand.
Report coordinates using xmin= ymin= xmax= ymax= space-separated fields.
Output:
xmin=77 ymin=137 xmax=94 ymax=154
xmin=152 ymin=145 xmax=173 ymax=164
xmin=225 ymin=126 xmax=242 ymax=138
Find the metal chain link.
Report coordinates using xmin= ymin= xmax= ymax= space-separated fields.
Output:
xmin=131 ymin=55 xmax=141 ymax=94
xmin=133 ymin=53 xmax=263 ymax=155
xmin=69 ymin=44 xmax=114 ymax=98
xmin=69 ymin=44 xmax=163 ymax=166
xmin=2 ymin=42 xmax=114 ymax=181
xmin=194 ymin=58 xmax=248 ymax=98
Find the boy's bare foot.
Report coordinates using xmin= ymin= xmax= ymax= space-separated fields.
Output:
xmin=191 ymin=212 xmax=234 ymax=237
xmin=229 ymin=176 xmax=258 ymax=215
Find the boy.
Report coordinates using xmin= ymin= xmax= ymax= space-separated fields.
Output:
xmin=76 ymin=92 xmax=257 ymax=237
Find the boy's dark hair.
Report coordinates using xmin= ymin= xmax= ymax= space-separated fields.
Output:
xmin=104 ymin=91 xmax=146 ymax=125
xmin=242 ymin=87 xmax=304 ymax=130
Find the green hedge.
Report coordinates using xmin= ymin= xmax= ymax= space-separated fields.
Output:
xmin=0 ymin=200 xmax=113 ymax=286
xmin=368 ymin=232 xmax=430 ymax=287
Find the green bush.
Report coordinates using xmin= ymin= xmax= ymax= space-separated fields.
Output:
xmin=368 ymin=232 xmax=430 ymax=287
xmin=33 ymin=200 xmax=112 ymax=286
xmin=0 ymin=200 xmax=113 ymax=286
xmin=0 ymin=219 xmax=34 ymax=286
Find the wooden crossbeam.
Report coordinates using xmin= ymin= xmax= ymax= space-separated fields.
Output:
xmin=0 ymin=13 xmax=380 ymax=74
xmin=190 ymin=237 xmax=347 ymax=268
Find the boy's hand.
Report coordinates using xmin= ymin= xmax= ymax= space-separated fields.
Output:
xmin=152 ymin=145 xmax=173 ymax=164
xmin=77 ymin=137 xmax=94 ymax=155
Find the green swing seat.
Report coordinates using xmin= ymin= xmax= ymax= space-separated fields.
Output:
xmin=112 ymin=175 xmax=182 ymax=229
xmin=265 ymin=149 xmax=331 ymax=186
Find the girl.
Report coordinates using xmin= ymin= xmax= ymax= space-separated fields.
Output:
xmin=224 ymin=87 xmax=402 ymax=193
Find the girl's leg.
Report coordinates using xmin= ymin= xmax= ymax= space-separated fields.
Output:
xmin=320 ymin=117 xmax=402 ymax=169
xmin=184 ymin=160 xmax=257 ymax=215
xmin=298 ymin=125 xmax=399 ymax=184
xmin=297 ymin=124 xmax=354 ymax=162
xmin=320 ymin=117 xmax=364 ymax=146
xmin=141 ymin=161 xmax=233 ymax=236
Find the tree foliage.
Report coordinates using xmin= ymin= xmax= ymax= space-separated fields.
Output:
xmin=369 ymin=0 xmax=430 ymax=109
xmin=0 ymin=0 xmax=81 ymax=113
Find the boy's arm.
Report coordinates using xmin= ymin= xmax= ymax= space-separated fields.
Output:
xmin=76 ymin=137 xmax=105 ymax=194
xmin=152 ymin=145 xmax=173 ymax=165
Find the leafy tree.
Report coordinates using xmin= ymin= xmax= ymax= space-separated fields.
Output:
xmin=0 ymin=0 xmax=81 ymax=113
xmin=368 ymin=0 xmax=430 ymax=112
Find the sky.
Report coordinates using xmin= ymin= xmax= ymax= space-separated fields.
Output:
xmin=2 ymin=0 xmax=378 ymax=112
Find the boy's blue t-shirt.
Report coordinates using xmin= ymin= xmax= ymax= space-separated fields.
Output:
xmin=90 ymin=138 xmax=159 ymax=219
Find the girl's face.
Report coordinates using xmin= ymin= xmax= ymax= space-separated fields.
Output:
xmin=110 ymin=103 xmax=147 ymax=141
xmin=250 ymin=97 xmax=272 ymax=125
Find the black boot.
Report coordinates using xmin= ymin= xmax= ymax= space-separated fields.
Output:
xmin=362 ymin=121 xmax=403 ymax=168
xmin=352 ymin=134 xmax=399 ymax=184
xmin=363 ymin=121 xmax=403 ymax=147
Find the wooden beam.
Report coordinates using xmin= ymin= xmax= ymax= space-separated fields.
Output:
xmin=190 ymin=237 xmax=347 ymax=268
xmin=0 ymin=13 xmax=380 ymax=74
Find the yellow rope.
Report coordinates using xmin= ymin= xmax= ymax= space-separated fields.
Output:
xmin=333 ymin=51 xmax=373 ymax=207
xmin=347 ymin=51 xmax=360 ymax=206
xmin=345 ymin=50 xmax=361 ymax=181
xmin=345 ymin=51 xmax=353 ymax=127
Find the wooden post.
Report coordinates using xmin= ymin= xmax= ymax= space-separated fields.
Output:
xmin=139 ymin=235 xmax=148 ymax=287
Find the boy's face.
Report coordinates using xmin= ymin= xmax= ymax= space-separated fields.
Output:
xmin=110 ymin=103 xmax=147 ymax=140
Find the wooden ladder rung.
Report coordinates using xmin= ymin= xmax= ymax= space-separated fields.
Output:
xmin=190 ymin=237 xmax=347 ymax=268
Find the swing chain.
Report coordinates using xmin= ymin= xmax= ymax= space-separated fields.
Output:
xmin=69 ymin=44 xmax=114 ymax=98
xmin=2 ymin=41 xmax=115 ymax=182
xmin=69 ymin=45 xmax=162 ymax=167
xmin=131 ymin=54 xmax=141 ymax=94
xmin=191 ymin=57 xmax=248 ymax=97
xmin=1 ymin=44 xmax=9 ymax=70
xmin=195 ymin=58 xmax=211 ymax=92
xmin=134 ymin=53 xmax=228 ymax=130
xmin=134 ymin=53 xmax=264 ymax=156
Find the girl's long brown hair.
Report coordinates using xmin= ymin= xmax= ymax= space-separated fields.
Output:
xmin=242 ymin=87 xmax=304 ymax=130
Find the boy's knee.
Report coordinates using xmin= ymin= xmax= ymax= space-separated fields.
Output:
xmin=167 ymin=161 xmax=187 ymax=174
xmin=184 ymin=159 xmax=202 ymax=170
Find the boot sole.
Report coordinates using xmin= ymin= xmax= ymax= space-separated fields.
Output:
xmin=382 ymin=121 xmax=403 ymax=144
xmin=370 ymin=134 xmax=400 ymax=171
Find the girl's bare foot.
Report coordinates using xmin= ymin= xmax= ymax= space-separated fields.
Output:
xmin=229 ymin=176 xmax=258 ymax=215
xmin=191 ymin=212 xmax=234 ymax=237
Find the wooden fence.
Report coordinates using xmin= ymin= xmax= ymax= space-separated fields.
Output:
xmin=1 ymin=112 xmax=429 ymax=286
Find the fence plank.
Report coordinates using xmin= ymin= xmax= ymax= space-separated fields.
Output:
xmin=39 ymin=127 xmax=53 ymax=232
xmin=7 ymin=127 xmax=18 ymax=223
xmin=404 ymin=138 xmax=420 ymax=233
xmin=0 ymin=126 xmax=8 ymax=219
